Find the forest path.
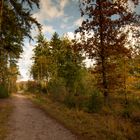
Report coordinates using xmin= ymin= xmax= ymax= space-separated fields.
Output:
xmin=6 ymin=94 xmax=77 ymax=140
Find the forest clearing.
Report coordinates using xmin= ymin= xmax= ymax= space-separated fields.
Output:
xmin=0 ymin=0 xmax=140 ymax=140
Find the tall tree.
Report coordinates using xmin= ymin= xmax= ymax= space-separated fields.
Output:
xmin=50 ymin=32 xmax=62 ymax=78
xmin=76 ymin=0 xmax=139 ymax=100
xmin=0 ymin=0 xmax=41 ymax=54
xmin=0 ymin=0 xmax=40 ymax=95
xmin=31 ymin=33 xmax=50 ymax=82
xmin=57 ymin=37 xmax=84 ymax=94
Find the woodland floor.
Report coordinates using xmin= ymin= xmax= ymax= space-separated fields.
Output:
xmin=5 ymin=94 xmax=77 ymax=140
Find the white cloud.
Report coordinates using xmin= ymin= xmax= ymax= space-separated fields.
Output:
xmin=60 ymin=0 xmax=69 ymax=9
xmin=64 ymin=32 xmax=81 ymax=40
xmin=66 ymin=32 xmax=75 ymax=40
xmin=30 ymin=25 xmax=55 ymax=39
xmin=18 ymin=43 xmax=35 ymax=81
xmin=74 ymin=17 xmax=83 ymax=26
xmin=31 ymin=28 xmax=39 ymax=38
xmin=128 ymin=0 xmax=135 ymax=12
xmin=42 ymin=25 xmax=55 ymax=34
xmin=34 ymin=0 xmax=69 ymax=22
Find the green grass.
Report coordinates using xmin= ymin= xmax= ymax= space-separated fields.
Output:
xmin=0 ymin=99 xmax=13 ymax=140
xmin=25 ymin=92 xmax=140 ymax=140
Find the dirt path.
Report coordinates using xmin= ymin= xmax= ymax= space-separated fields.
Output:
xmin=6 ymin=94 xmax=77 ymax=140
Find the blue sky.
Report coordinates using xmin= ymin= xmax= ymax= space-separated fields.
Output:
xmin=18 ymin=0 xmax=83 ymax=81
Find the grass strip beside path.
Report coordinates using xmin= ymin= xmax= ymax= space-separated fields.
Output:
xmin=0 ymin=99 xmax=13 ymax=140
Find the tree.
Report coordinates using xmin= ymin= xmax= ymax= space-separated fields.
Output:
xmin=57 ymin=37 xmax=84 ymax=94
xmin=31 ymin=33 xmax=84 ymax=96
xmin=49 ymin=33 xmax=84 ymax=94
xmin=0 ymin=0 xmax=41 ymax=53
xmin=76 ymin=0 xmax=139 ymax=100
xmin=130 ymin=44 xmax=140 ymax=89
xmin=50 ymin=32 xmax=62 ymax=78
xmin=0 ymin=0 xmax=40 ymax=95
xmin=31 ymin=33 xmax=50 ymax=82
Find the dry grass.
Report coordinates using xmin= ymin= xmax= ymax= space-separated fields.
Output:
xmin=26 ymin=92 xmax=140 ymax=140
xmin=0 ymin=99 xmax=13 ymax=140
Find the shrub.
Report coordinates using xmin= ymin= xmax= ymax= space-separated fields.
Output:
xmin=134 ymin=82 xmax=140 ymax=89
xmin=63 ymin=95 xmax=76 ymax=108
xmin=26 ymin=81 xmax=48 ymax=94
xmin=26 ymin=81 xmax=39 ymax=93
xmin=122 ymin=103 xmax=133 ymax=118
xmin=48 ymin=78 xmax=67 ymax=102
xmin=0 ymin=84 xmax=9 ymax=98
xmin=41 ymin=86 xmax=48 ymax=93
xmin=87 ymin=90 xmax=103 ymax=113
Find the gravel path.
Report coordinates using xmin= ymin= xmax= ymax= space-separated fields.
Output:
xmin=6 ymin=94 xmax=77 ymax=140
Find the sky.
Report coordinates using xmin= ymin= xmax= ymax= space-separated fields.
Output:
xmin=17 ymin=0 xmax=140 ymax=81
xmin=18 ymin=0 xmax=83 ymax=81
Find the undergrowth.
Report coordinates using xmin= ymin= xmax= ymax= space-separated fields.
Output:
xmin=26 ymin=92 xmax=140 ymax=140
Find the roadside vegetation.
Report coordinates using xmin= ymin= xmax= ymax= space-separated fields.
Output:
xmin=21 ymin=92 xmax=140 ymax=140
xmin=0 ymin=99 xmax=13 ymax=140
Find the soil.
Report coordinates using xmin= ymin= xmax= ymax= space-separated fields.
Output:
xmin=6 ymin=94 xmax=77 ymax=140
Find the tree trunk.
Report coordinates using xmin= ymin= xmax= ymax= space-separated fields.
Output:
xmin=98 ymin=0 xmax=109 ymax=100
xmin=0 ymin=0 xmax=3 ymax=32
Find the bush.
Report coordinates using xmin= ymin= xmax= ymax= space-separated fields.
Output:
xmin=134 ymin=82 xmax=140 ymax=89
xmin=63 ymin=95 xmax=76 ymax=108
xmin=75 ymin=71 xmax=96 ymax=96
xmin=26 ymin=81 xmax=39 ymax=93
xmin=48 ymin=78 xmax=67 ymax=102
xmin=26 ymin=81 xmax=48 ymax=94
xmin=0 ymin=84 xmax=9 ymax=98
xmin=122 ymin=107 xmax=131 ymax=118
xmin=41 ymin=86 xmax=48 ymax=93
xmin=87 ymin=90 xmax=103 ymax=113
xmin=122 ymin=103 xmax=133 ymax=118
